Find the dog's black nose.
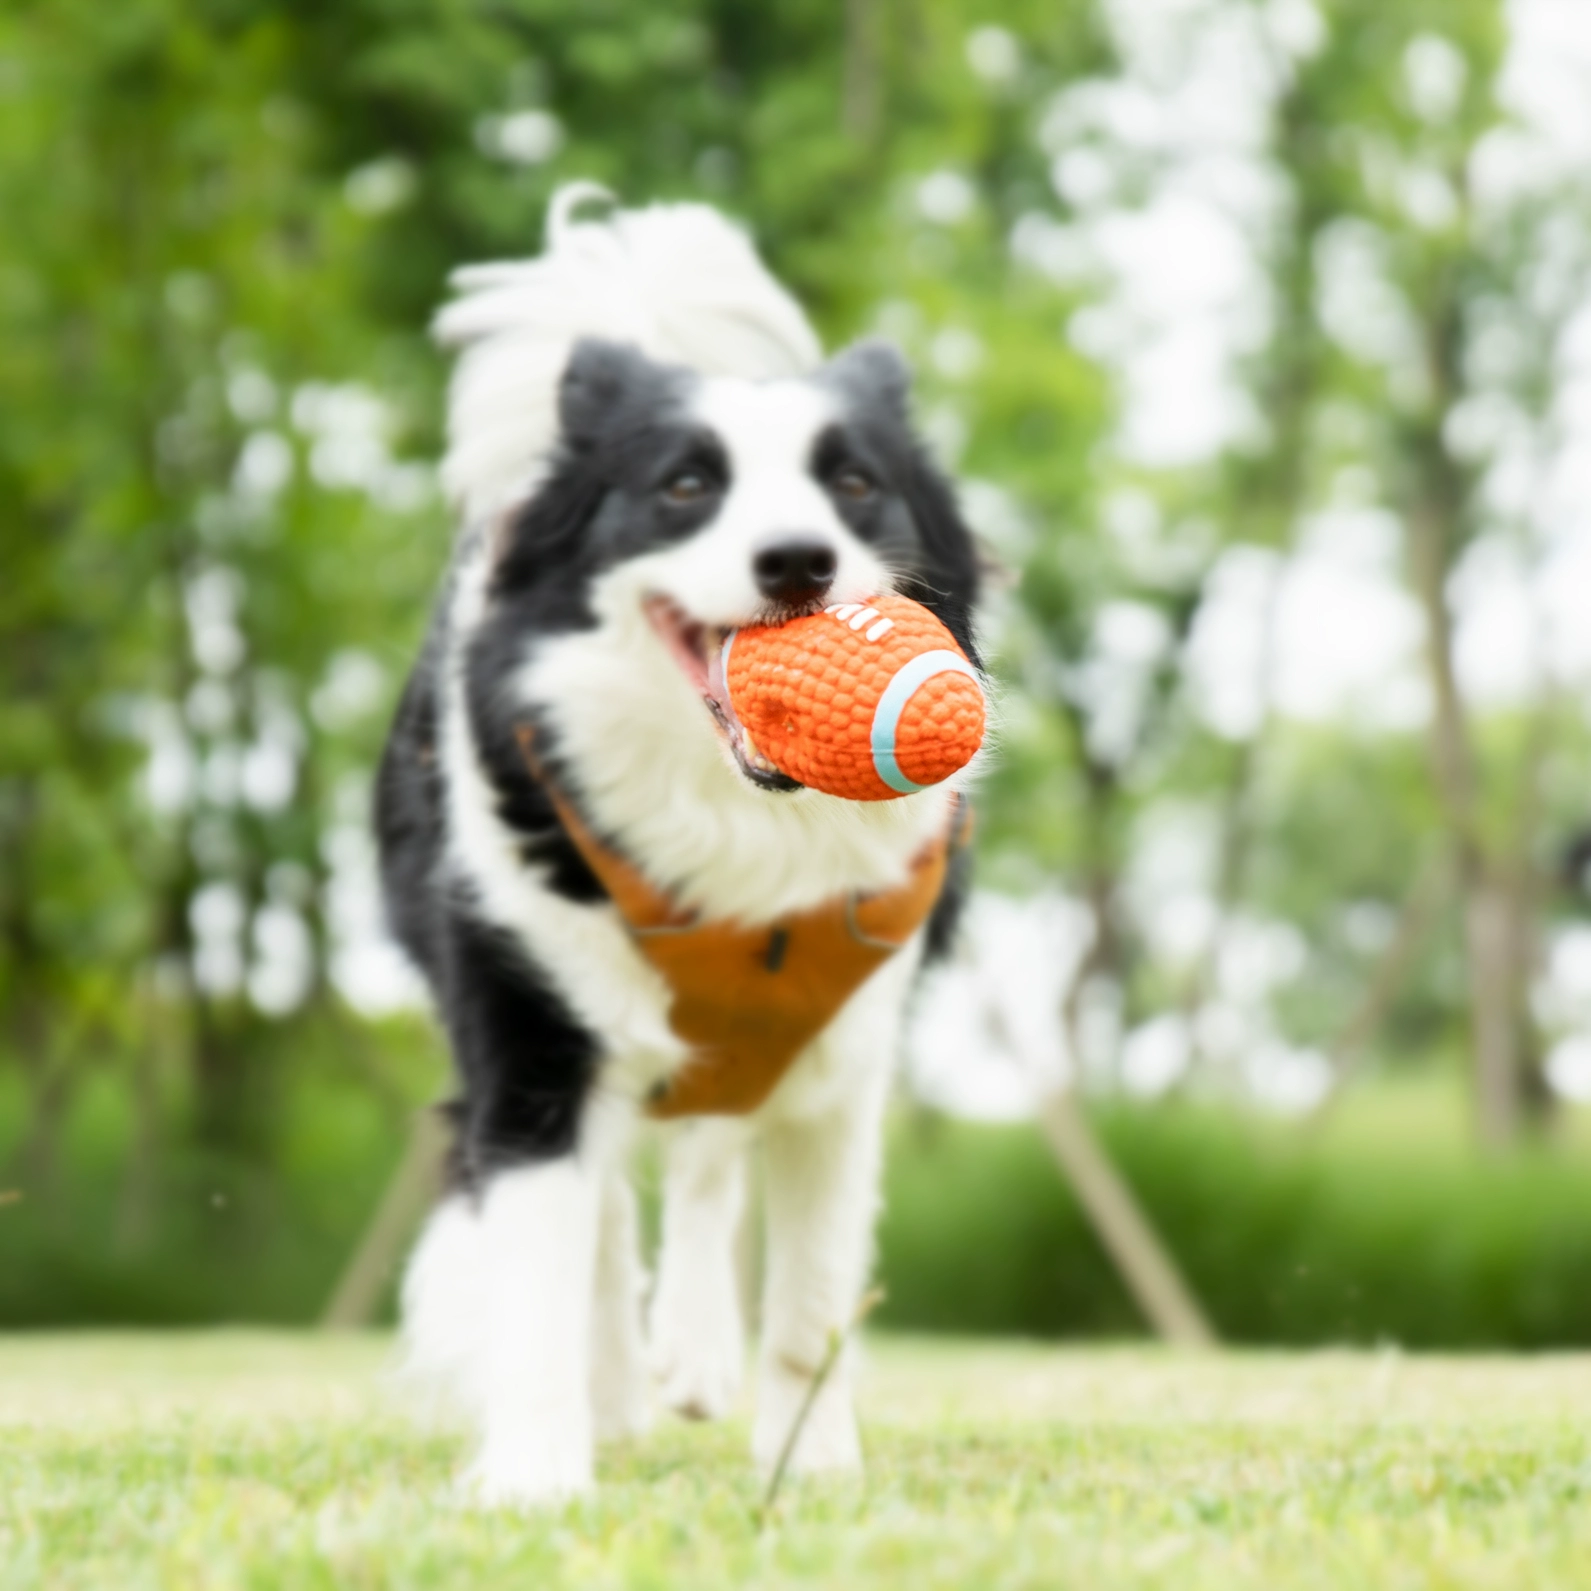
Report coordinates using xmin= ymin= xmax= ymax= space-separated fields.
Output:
xmin=753 ymin=539 xmax=838 ymax=603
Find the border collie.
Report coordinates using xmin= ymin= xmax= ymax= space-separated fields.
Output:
xmin=378 ymin=185 xmax=982 ymax=1505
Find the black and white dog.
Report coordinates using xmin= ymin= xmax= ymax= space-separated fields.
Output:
xmin=378 ymin=187 xmax=982 ymax=1505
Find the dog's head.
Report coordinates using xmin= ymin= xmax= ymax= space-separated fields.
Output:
xmin=484 ymin=337 xmax=981 ymax=795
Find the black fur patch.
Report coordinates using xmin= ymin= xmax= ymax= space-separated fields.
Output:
xmin=375 ymin=335 xmax=982 ymax=1175
xmin=435 ymin=905 xmax=598 ymax=1186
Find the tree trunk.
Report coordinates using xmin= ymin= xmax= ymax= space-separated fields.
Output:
xmin=1315 ymin=852 xmax=1448 ymax=1111
xmin=321 ymin=1110 xmax=448 ymax=1330
xmin=1461 ymin=869 xmax=1526 ymax=1145
xmin=1037 ymin=1090 xmax=1215 ymax=1348
xmin=842 ymin=0 xmax=881 ymax=142
xmin=115 ymin=1042 xmax=163 ymax=1254
xmin=11 ymin=1059 xmax=73 ymax=1204
xmin=1060 ymin=758 xmax=1126 ymax=1075
xmin=1407 ymin=489 xmax=1526 ymax=1146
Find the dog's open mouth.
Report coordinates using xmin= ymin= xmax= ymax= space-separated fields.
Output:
xmin=643 ymin=596 xmax=802 ymax=792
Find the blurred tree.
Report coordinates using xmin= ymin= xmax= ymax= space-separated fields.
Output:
xmin=0 ymin=1 xmax=441 ymax=1180
xmin=1006 ymin=0 xmax=1591 ymax=1140
xmin=7 ymin=0 xmax=1591 ymax=1326
xmin=0 ymin=0 xmax=1121 ymax=1192
xmin=1270 ymin=0 xmax=1591 ymax=1141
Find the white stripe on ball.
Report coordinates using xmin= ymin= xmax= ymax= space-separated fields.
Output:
xmin=869 ymin=649 xmax=982 ymax=795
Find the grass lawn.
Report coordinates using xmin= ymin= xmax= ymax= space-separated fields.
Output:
xmin=2 ymin=1333 xmax=1589 ymax=1589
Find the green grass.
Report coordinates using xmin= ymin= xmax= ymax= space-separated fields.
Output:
xmin=3 ymin=1335 xmax=1591 ymax=1589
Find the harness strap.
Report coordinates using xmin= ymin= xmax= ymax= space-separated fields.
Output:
xmin=514 ymin=724 xmax=959 ymax=1117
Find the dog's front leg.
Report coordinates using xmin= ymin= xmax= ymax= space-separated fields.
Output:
xmin=591 ymin=1168 xmax=652 ymax=1442
xmin=650 ymin=1118 xmax=753 ymax=1421
xmin=753 ymin=1062 xmax=892 ymax=1478
xmin=404 ymin=1154 xmax=601 ymax=1506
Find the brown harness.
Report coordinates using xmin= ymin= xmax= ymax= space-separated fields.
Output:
xmin=515 ymin=725 xmax=960 ymax=1118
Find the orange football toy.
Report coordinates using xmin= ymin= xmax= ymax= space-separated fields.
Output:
xmin=718 ymin=593 xmax=985 ymax=801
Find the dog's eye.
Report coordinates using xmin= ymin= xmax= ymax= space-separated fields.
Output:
xmin=833 ymin=468 xmax=875 ymax=501
xmin=661 ymin=471 xmax=710 ymax=505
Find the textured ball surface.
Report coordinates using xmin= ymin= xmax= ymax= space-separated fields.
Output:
xmin=724 ymin=593 xmax=985 ymax=801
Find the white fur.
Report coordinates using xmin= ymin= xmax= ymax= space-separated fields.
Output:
xmin=400 ymin=956 xmax=911 ymax=1504
xmin=649 ymin=1118 xmax=754 ymax=1421
xmin=645 ymin=945 xmax=916 ymax=1471
xmin=522 ymin=600 xmax=958 ymax=925
xmin=400 ymin=907 xmax=922 ymax=1504
xmin=402 ymin=191 xmax=956 ymax=1507
xmin=437 ymin=185 xmax=822 ymax=525
xmin=752 ymin=937 xmax=915 ymax=1473
xmin=518 ymin=373 xmax=961 ymax=925
xmin=591 ymin=1170 xmax=652 ymax=1443
xmin=642 ymin=380 xmax=883 ymax=625
xmin=404 ymin=1158 xmax=601 ymax=1505
xmin=439 ymin=538 xmax=687 ymax=1102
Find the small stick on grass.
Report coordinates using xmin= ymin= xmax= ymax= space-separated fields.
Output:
xmin=759 ymin=1286 xmax=885 ymax=1524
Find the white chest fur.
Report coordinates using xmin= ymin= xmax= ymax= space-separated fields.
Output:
xmin=520 ymin=603 xmax=957 ymax=928
xmin=439 ymin=534 xmax=955 ymax=1092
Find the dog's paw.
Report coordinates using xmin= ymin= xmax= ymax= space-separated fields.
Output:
xmin=593 ymin=1366 xmax=654 ymax=1444
xmin=654 ymin=1344 xmax=742 ymax=1422
xmin=753 ymin=1358 xmax=862 ymax=1478
xmin=457 ymin=1437 xmax=593 ymax=1510
xmin=651 ymin=1323 xmax=743 ymax=1421
xmin=650 ymin=1288 xmax=744 ymax=1421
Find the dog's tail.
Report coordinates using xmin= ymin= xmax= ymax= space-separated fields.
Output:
xmin=434 ymin=182 xmax=823 ymax=525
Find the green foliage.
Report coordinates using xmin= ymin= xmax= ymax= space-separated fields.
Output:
xmin=14 ymin=1072 xmax=1591 ymax=1351
xmin=8 ymin=0 xmax=1591 ymax=1333
xmin=0 ymin=0 xmax=450 ymax=1162
xmin=0 ymin=0 xmax=1116 ymax=1120
xmin=878 ymin=1102 xmax=1591 ymax=1348
xmin=0 ymin=1016 xmax=441 ymax=1326
xmin=1 ymin=0 xmax=1138 ymax=1253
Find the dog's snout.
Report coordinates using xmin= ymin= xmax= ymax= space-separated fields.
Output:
xmin=753 ymin=539 xmax=838 ymax=604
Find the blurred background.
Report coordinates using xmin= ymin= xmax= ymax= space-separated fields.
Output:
xmin=5 ymin=0 xmax=1591 ymax=1348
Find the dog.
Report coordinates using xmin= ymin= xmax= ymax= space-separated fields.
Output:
xmin=377 ymin=185 xmax=983 ymax=1505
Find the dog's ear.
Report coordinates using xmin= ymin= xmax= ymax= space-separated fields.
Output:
xmin=831 ymin=341 xmax=981 ymax=662
xmin=893 ymin=448 xmax=983 ymax=665
xmin=558 ymin=338 xmax=657 ymax=446
xmin=826 ymin=338 xmax=912 ymax=422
